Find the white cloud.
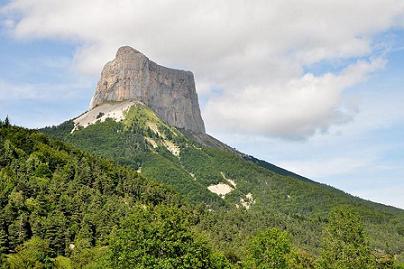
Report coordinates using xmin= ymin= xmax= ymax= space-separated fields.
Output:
xmin=2 ymin=0 xmax=404 ymax=138
xmin=205 ymin=58 xmax=385 ymax=139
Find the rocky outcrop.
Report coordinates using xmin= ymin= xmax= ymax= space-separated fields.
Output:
xmin=90 ymin=46 xmax=205 ymax=133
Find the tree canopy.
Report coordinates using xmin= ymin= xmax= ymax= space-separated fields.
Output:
xmin=317 ymin=206 xmax=376 ymax=269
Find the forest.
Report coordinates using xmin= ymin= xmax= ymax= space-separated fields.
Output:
xmin=1 ymin=118 xmax=404 ymax=268
xmin=43 ymin=105 xmax=404 ymax=260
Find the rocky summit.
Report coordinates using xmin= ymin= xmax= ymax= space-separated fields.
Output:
xmin=89 ymin=46 xmax=205 ymax=133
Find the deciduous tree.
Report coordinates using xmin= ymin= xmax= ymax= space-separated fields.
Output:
xmin=317 ymin=206 xmax=376 ymax=269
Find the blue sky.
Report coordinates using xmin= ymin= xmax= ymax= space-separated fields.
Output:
xmin=0 ymin=0 xmax=403 ymax=208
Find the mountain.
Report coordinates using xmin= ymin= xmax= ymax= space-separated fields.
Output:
xmin=42 ymin=46 xmax=404 ymax=264
xmin=89 ymin=46 xmax=205 ymax=133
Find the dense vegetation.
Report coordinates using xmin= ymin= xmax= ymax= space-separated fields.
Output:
xmin=1 ymin=106 xmax=403 ymax=267
xmin=0 ymin=123 xmax=227 ymax=267
xmin=42 ymin=104 xmax=404 ymax=264
xmin=317 ymin=206 xmax=376 ymax=269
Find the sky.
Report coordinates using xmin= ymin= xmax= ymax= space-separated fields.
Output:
xmin=0 ymin=0 xmax=403 ymax=208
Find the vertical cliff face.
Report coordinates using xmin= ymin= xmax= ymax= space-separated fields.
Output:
xmin=90 ymin=46 xmax=205 ymax=133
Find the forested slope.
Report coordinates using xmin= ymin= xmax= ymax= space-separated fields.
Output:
xmin=0 ymin=123 xmax=232 ymax=268
xmin=42 ymin=104 xmax=404 ymax=263
xmin=0 ymin=113 xmax=403 ymax=267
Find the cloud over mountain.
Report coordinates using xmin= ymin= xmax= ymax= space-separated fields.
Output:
xmin=2 ymin=0 xmax=404 ymax=138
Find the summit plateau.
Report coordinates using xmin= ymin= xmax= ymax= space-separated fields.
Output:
xmin=88 ymin=46 xmax=205 ymax=134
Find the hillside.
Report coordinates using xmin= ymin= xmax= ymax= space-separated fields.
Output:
xmin=0 ymin=123 xmax=236 ymax=268
xmin=43 ymin=102 xmax=404 ymax=262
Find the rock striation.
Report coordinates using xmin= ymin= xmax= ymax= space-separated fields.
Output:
xmin=90 ymin=46 xmax=205 ymax=133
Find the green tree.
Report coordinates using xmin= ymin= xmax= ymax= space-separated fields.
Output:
xmin=6 ymin=236 xmax=50 ymax=269
xmin=0 ymin=228 xmax=8 ymax=268
xmin=245 ymin=228 xmax=292 ymax=269
xmin=108 ymin=204 xmax=228 ymax=269
xmin=0 ymin=228 xmax=8 ymax=254
xmin=317 ymin=206 xmax=376 ymax=269
xmin=287 ymin=249 xmax=315 ymax=269
xmin=74 ymin=222 xmax=94 ymax=250
xmin=54 ymin=256 xmax=73 ymax=269
xmin=7 ymin=214 xmax=30 ymax=250
xmin=70 ymin=246 xmax=109 ymax=269
xmin=44 ymin=212 xmax=67 ymax=256
xmin=4 ymin=116 xmax=10 ymax=127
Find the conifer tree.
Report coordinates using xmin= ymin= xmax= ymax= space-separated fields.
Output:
xmin=45 ymin=213 xmax=67 ymax=256
xmin=7 ymin=215 xmax=30 ymax=251
xmin=0 ymin=228 xmax=8 ymax=254
xmin=4 ymin=116 xmax=10 ymax=127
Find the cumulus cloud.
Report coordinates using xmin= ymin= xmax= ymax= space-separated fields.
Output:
xmin=205 ymin=58 xmax=386 ymax=139
xmin=2 ymin=0 xmax=404 ymax=138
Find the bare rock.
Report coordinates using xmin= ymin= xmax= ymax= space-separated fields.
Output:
xmin=90 ymin=46 xmax=205 ymax=133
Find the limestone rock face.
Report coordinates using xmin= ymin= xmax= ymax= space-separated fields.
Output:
xmin=90 ymin=46 xmax=205 ymax=133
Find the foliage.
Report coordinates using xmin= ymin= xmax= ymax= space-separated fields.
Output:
xmin=0 ymin=125 xmax=189 ymax=267
xmin=244 ymin=228 xmax=292 ymax=269
xmin=70 ymin=245 xmax=109 ymax=269
xmin=0 ymin=108 xmax=402 ymax=267
xmin=5 ymin=236 xmax=51 ymax=269
xmin=54 ymin=256 xmax=73 ymax=269
xmin=287 ymin=249 xmax=316 ymax=269
xmin=42 ymin=104 xmax=404 ymax=264
xmin=107 ymin=204 xmax=230 ymax=268
xmin=317 ymin=206 xmax=376 ymax=269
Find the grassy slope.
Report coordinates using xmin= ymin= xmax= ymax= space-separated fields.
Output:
xmin=42 ymin=103 xmax=404 ymax=261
